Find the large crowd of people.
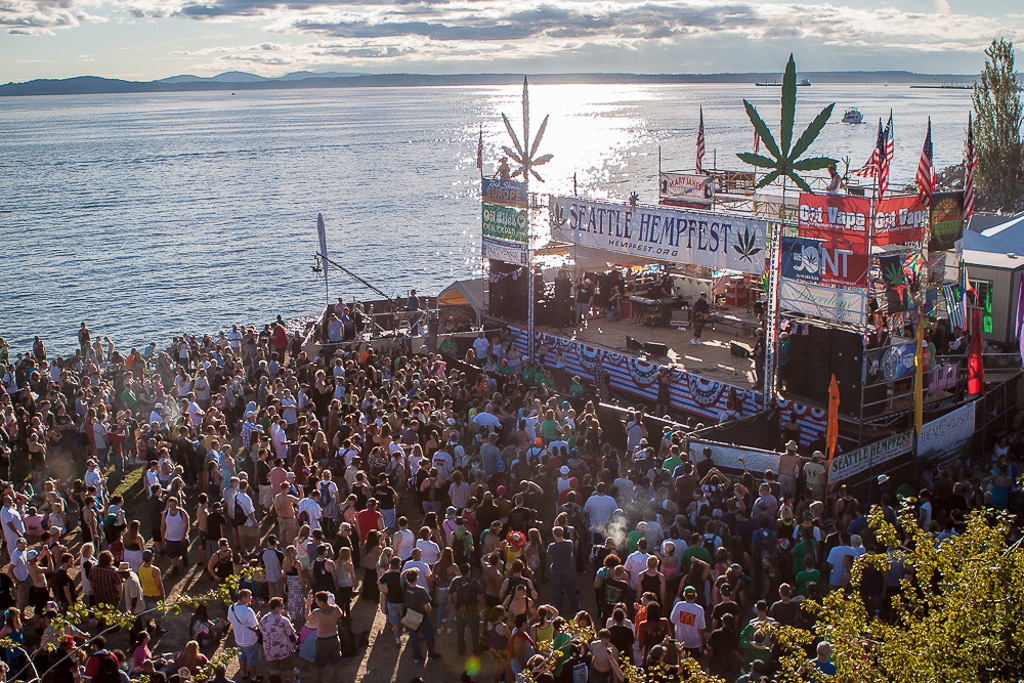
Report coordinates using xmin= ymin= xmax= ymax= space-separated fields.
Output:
xmin=0 ymin=310 xmax=1020 ymax=683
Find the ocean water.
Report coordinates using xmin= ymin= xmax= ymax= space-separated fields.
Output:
xmin=0 ymin=82 xmax=972 ymax=354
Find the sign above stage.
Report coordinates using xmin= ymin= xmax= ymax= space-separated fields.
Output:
xmin=482 ymin=236 xmax=529 ymax=266
xmin=797 ymin=194 xmax=871 ymax=248
xmin=659 ymin=172 xmax=714 ymax=207
xmin=549 ymin=196 xmax=767 ymax=274
xmin=780 ymin=235 xmax=869 ymax=288
xmin=779 ymin=277 xmax=867 ymax=325
xmin=482 ymin=178 xmax=527 ymax=209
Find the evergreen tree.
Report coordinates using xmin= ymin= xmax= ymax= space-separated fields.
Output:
xmin=972 ymin=39 xmax=1023 ymax=212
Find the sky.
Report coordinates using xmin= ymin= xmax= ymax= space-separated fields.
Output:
xmin=2 ymin=0 xmax=1022 ymax=82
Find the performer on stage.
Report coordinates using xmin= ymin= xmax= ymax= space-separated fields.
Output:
xmin=690 ymin=292 xmax=709 ymax=345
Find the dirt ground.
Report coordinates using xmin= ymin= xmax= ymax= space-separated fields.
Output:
xmin=82 ymin=468 xmax=597 ymax=683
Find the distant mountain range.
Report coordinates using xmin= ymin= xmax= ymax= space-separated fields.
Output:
xmin=0 ymin=70 xmax=985 ymax=97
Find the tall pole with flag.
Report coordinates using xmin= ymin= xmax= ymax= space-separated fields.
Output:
xmin=916 ymin=118 xmax=935 ymax=206
xmin=963 ymin=114 xmax=977 ymax=220
xmin=316 ymin=212 xmax=329 ymax=309
xmin=500 ymin=77 xmax=552 ymax=363
xmin=823 ymin=374 xmax=840 ymax=494
xmin=476 ymin=124 xmax=484 ymax=179
xmin=696 ymin=107 xmax=706 ymax=174
xmin=914 ymin=315 xmax=925 ymax=433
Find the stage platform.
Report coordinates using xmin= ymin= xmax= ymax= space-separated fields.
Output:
xmin=537 ymin=307 xmax=762 ymax=387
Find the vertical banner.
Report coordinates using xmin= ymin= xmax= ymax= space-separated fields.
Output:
xmin=317 ymin=212 xmax=329 ymax=294
xmin=928 ymin=191 xmax=965 ymax=252
xmin=826 ymin=374 xmax=840 ymax=462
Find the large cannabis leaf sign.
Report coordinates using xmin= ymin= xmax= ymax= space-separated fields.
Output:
xmin=733 ymin=227 xmax=762 ymax=262
xmin=502 ymin=77 xmax=553 ymax=182
xmin=737 ymin=55 xmax=836 ymax=192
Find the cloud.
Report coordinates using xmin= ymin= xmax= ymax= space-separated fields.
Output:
xmin=1 ymin=0 xmax=105 ymax=34
xmin=248 ymin=0 xmax=1021 ymax=58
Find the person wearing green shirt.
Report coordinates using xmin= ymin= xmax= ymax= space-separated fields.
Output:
xmin=539 ymin=411 xmax=559 ymax=442
xmin=662 ymin=449 xmax=682 ymax=474
xmin=794 ymin=554 xmax=820 ymax=597
xmin=438 ymin=337 xmax=457 ymax=356
xmin=681 ymin=533 xmax=713 ymax=571
xmin=121 ymin=386 xmax=138 ymax=414
xmin=522 ymin=365 xmax=537 ymax=385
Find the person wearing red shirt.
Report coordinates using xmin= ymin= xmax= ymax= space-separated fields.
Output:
xmin=356 ymin=499 xmax=384 ymax=545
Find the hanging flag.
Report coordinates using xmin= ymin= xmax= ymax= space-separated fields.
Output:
xmin=943 ymin=285 xmax=964 ymax=330
xmin=316 ymin=212 xmax=329 ymax=294
xmin=963 ymin=114 xmax=977 ymax=219
xmin=1015 ymin=275 xmax=1024 ymax=366
xmin=696 ymin=107 xmax=706 ymax=174
xmin=967 ymin=307 xmax=985 ymax=395
xmin=753 ymin=124 xmax=760 ymax=154
xmin=914 ymin=317 xmax=925 ymax=433
xmin=826 ymin=374 xmax=840 ymax=464
xmin=916 ymin=118 xmax=935 ymax=206
xmin=879 ymin=111 xmax=893 ymax=199
xmin=476 ymin=125 xmax=483 ymax=171
xmin=962 ymin=264 xmax=976 ymax=329
xmin=852 ymin=119 xmax=883 ymax=178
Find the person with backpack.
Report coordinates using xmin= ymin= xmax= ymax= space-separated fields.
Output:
xmin=82 ymin=637 xmax=121 ymax=683
xmin=449 ymin=517 xmax=475 ymax=569
xmin=448 ymin=563 xmax=483 ymax=656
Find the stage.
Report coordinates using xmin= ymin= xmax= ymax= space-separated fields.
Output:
xmin=536 ymin=306 xmax=762 ymax=388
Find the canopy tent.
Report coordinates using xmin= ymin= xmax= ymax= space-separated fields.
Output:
xmin=437 ymin=278 xmax=487 ymax=323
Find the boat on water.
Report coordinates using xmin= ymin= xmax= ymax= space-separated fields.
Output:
xmin=755 ymin=78 xmax=811 ymax=87
xmin=842 ymin=108 xmax=864 ymax=124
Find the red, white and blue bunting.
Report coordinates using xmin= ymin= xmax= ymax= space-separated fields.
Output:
xmin=511 ymin=326 xmax=760 ymax=422
xmin=776 ymin=397 xmax=827 ymax=447
xmin=488 ymin=268 xmax=525 ymax=283
xmin=511 ymin=326 xmax=827 ymax=440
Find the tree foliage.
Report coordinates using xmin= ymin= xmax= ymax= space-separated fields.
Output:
xmin=737 ymin=54 xmax=835 ymax=193
xmin=777 ymin=503 xmax=1024 ymax=683
xmin=972 ymin=38 xmax=1024 ymax=212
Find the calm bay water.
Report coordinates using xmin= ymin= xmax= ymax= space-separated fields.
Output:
xmin=0 ymin=82 xmax=971 ymax=354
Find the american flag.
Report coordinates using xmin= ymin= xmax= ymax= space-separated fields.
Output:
xmin=852 ymin=113 xmax=893 ymax=198
xmin=696 ymin=107 xmax=705 ymax=174
xmin=963 ymin=114 xmax=976 ymax=219
xmin=852 ymin=119 xmax=884 ymax=178
xmin=753 ymin=125 xmax=760 ymax=154
xmin=476 ymin=124 xmax=483 ymax=171
xmin=916 ymin=117 xmax=935 ymax=206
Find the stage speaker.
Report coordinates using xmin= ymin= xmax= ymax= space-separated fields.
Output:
xmin=830 ymin=329 xmax=864 ymax=416
xmin=644 ymin=341 xmax=668 ymax=357
xmin=553 ymin=276 xmax=573 ymax=327
xmin=786 ymin=326 xmax=832 ymax=403
xmin=730 ymin=341 xmax=752 ymax=358
xmin=626 ymin=336 xmax=643 ymax=352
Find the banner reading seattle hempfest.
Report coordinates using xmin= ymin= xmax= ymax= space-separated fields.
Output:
xmin=549 ymin=196 xmax=767 ymax=274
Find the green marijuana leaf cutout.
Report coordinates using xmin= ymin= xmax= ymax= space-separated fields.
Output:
xmin=732 ymin=227 xmax=763 ymax=262
xmin=736 ymin=55 xmax=836 ymax=193
xmin=883 ymin=261 xmax=907 ymax=286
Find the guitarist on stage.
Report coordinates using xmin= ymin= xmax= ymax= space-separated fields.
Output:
xmin=690 ymin=292 xmax=710 ymax=345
